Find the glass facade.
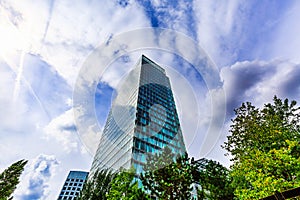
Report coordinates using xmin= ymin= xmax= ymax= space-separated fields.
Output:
xmin=57 ymin=171 xmax=88 ymax=200
xmin=90 ymin=55 xmax=186 ymax=177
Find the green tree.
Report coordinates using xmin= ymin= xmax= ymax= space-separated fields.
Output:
xmin=231 ymin=140 xmax=300 ymax=199
xmin=141 ymin=147 xmax=197 ymax=200
xmin=195 ymin=158 xmax=234 ymax=200
xmin=224 ymin=96 xmax=300 ymax=161
xmin=77 ymin=168 xmax=113 ymax=200
xmin=223 ymin=96 xmax=300 ymax=199
xmin=0 ymin=159 xmax=28 ymax=200
xmin=106 ymin=168 xmax=149 ymax=200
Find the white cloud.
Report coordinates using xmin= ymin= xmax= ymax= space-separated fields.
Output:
xmin=0 ymin=50 xmax=90 ymax=200
xmin=0 ymin=0 xmax=151 ymax=87
xmin=193 ymin=1 xmax=244 ymax=66
xmin=44 ymin=109 xmax=79 ymax=153
xmin=0 ymin=58 xmax=48 ymax=134
xmin=36 ymin=0 xmax=150 ymax=86
xmin=192 ymin=1 xmax=298 ymax=69
xmin=14 ymin=154 xmax=59 ymax=200
xmin=267 ymin=1 xmax=300 ymax=63
xmin=147 ymin=0 xmax=196 ymax=36
xmin=0 ymin=52 xmax=72 ymax=136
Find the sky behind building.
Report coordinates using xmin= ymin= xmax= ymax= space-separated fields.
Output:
xmin=0 ymin=1 xmax=300 ymax=199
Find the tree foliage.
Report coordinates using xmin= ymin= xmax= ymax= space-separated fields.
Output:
xmin=0 ymin=159 xmax=28 ymax=200
xmin=223 ymin=96 xmax=300 ymax=199
xmin=106 ymin=168 xmax=149 ymax=200
xmin=141 ymin=147 xmax=197 ymax=200
xmin=195 ymin=158 xmax=234 ymax=200
xmin=78 ymin=168 xmax=149 ymax=200
xmin=77 ymin=168 xmax=114 ymax=200
xmin=231 ymin=140 xmax=300 ymax=199
xmin=224 ymin=96 xmax=300 ymax=161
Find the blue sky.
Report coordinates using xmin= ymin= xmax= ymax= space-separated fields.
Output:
xmin=1 ymin=0 xmax=300 ymax=199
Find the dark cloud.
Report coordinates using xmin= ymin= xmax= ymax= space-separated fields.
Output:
xmin=221 ymin=60 xmax=274 ymax=116
xmin=221 ymin=60 xmax=300 ymax=118
xmin=60 ymin=124 xmax=77 ymax=132
xmin=117 ymin=0 xmax=130 ymax=8
xmin=279 ymin=64 xmax=300 ymax=99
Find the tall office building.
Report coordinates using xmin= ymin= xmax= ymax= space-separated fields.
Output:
xmin=90 ymin=55 xmax=186 ymax=176
xmin=57 ymin=171 xmax=88 ymax=200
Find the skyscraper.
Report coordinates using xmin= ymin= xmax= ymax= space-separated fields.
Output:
xmin=57 ymin=171 xmax=88 ymax=200
xmin=90 ymin=55 xmax=186 ymax=176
